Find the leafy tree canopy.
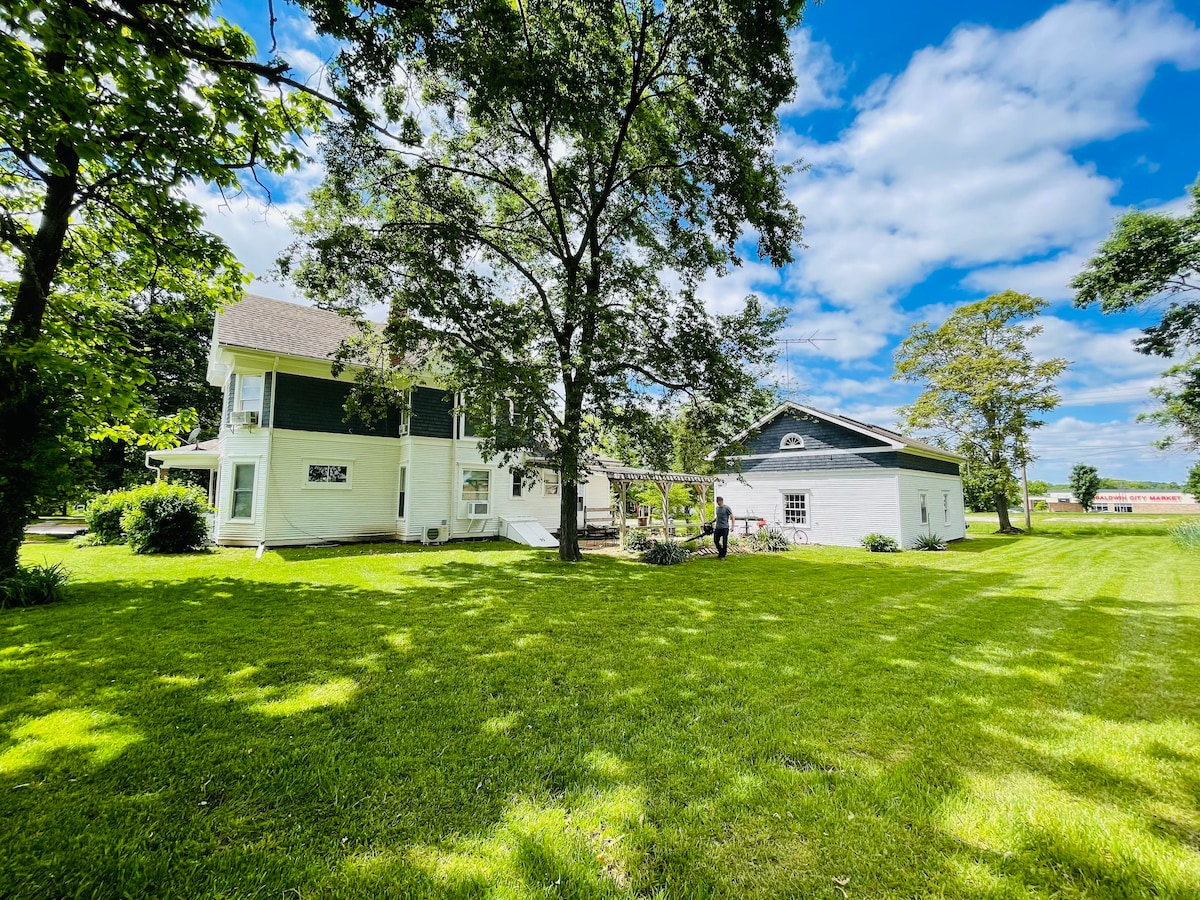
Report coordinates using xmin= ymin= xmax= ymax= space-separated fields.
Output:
xmin=1073 ymin=175 xmax=1200 ymax=453
xmin=894 ymin=291 xmax=1067 ymax=533
xmin=0 ymin=0 xmax=326 ymax=574
xmin=284 ymin=0 xmax=805 ymax=560
xmin=1069 ymin=463 xmax=1101 ymax=512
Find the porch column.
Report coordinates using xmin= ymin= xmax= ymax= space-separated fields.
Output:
xmin=618 ymin=481 xmax=628 ymax=542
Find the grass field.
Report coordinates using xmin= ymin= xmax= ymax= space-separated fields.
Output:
xmin=3 ymin=519 xmax=1199 ymax=899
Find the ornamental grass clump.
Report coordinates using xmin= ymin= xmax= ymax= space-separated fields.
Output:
xmin=0 ymin=562 xmax=69 ymax=609
xmin=860 ymin=533 xmax=901 ymax=553
xmin=1170 ymin=520 xmax=1200 ymax=551
xmin=641 ymin=540 xmax=691 ymax=566
xmin=752 ymin=526 xmax=792 ymax=552
xmin=121 ymin=483 xmax=212 ymax=554
xmin=913 ymin=533 xmax=948 ymax=551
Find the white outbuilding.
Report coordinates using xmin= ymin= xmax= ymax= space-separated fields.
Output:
xmin=712 ymin=403 xmax=967 ymax=548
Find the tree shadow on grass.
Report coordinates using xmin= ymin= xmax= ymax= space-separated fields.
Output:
xmin=1 ymin=550 xmax=1199 ymax=898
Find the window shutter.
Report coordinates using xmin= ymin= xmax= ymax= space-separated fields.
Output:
xmin=261 ymin=372 xmax=273 ymax=428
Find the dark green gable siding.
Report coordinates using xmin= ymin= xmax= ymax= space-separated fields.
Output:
xmin=734 ymin=449 xmax=959 ymax=476
xmin=273 ymin=373 xmax=402 ymax=438
xmin=410 ymin=386 xmax=454 ymax=439
xmin=745 ymin=412 xmax=892 ymax=454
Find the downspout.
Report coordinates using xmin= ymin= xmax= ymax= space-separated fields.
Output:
xmin=258 ymin=355 xmax=279 ymax=551
xmin=449 ymin=390 xmax=458 ymax=537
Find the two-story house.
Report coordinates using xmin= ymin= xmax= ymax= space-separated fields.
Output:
xmin=146 ymin=295 xmax=611 ymax=548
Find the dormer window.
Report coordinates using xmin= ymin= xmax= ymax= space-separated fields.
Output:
xmin=780 ymin=432 xmax=805 ymax=450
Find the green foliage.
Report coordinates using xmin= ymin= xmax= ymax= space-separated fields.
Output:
xmin=284 ymin=0 xmax=805 ymax=560
xmin=1186 ymin=462 xmax=1200 ymax=500
xmin=752 ymin=526 xmax=792 ymax=553
xmin=1073 ymin=176 xmax=1200 ymax=451
xmin=894 ymin=291 xmax=1066 ymax=531
xmin=1070 ymin=464 xmax=1102 ymax=512
xmin=861 ymin=533 xmax=901 ymax=553
xmin=1034 ymin=500 xmax=1049 ymax=511
xmin=641 ymin=539 xmax=692 ymax=566
xmin=120 ymin=484 xmax=212 ymax=554
xmin=622 ymin=529 xmax=651 ymax=552
xmin=0 ymin=0 xmax=327 ymax=575
xmin=1170 ymin=520 xmax=1200 ymax=551
xmin=0 ymin=562 xmax=69 ymax=609
xmin=912 ymin=533 xmax=947 ymax=551
xmin=84 ymin=489 xmax=135 ymax=545
xmin=1027 ymin=479 xmax=1051 ymax=496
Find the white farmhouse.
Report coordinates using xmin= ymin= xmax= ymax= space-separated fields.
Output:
xmin=145 ymin=295 xmax=613 ymax=548
xmin=713 ymin=403 xmax=967 ymax=548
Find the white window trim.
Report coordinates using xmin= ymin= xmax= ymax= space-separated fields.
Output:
xmin=779 ymin=432 xmax=805 ymax=450
xmin=543 ymin=469 xmax=560 ymax=497
xmin=780 ymin=490 xmax=810 ymax=527
xmin=302 ymin=458 xmax=354 ymax=490
xmin=228 ymin=460 xmax=258 ymax=523
xmin=943 ymin=492 xmax=950 ymax=526
xmin=919 ymin=491 xmax=929 ymax=526
xmin=236 ymin=373 xmax=264 ymax=416
xmin=460 ymin=466 xmax=492 ymax=503
xmin=399 ymin=392 xmax=411 ymax=436
xmin=511 ymin=469 xmax=524 ymax=500
xmin=397 ymin=465 xmax=408 ymax=519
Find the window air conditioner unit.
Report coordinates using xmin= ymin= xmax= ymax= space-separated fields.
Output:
xmin=463 ymin=500 xmax=490 ymax=519
xmin=229 ymin=410 xmax=259 ymax=426
xmin=422 ymin=524 xmax=449 ymax=545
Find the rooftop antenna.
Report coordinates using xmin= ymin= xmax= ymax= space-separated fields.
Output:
xmin=775 ymin=332 xmax=835 ymax=400
xmin=187 ymin=426 xmax=202 ymax=448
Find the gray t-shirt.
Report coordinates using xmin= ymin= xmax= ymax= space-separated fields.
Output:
xmin=714 ymin=505 xmax=733 ymax=529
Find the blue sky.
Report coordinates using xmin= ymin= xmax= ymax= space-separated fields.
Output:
xmin=203 ymin=0 xmax=1200 ymax=484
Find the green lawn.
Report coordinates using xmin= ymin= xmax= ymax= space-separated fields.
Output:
xmin=3 ymin=521 xmax=1199 ymax=899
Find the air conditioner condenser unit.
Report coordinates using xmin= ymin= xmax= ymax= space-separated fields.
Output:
xmin=422 ymin=524 xmax=449 ymax=545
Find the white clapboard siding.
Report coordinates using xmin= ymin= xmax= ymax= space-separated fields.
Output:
xmin=716 ymin=470 xmax=903 ymax=547
xmin=897 ymin=471 xmax=967 ymax=547
xmin=400 ymin=437 xmax=456 ymax=540
xmin=264 ymin=430 xmax=405 ymax=545
xmin=213 ymin=429 xmax=270 ymax=545
xmin=433 ymin=440 xmax=612 ymax=540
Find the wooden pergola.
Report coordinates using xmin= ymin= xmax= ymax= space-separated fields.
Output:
xmin=590 ymin=462 xmax=719 ymax=541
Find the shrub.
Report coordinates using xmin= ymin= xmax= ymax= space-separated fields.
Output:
xmin=1034 ymin=500 xmax=1048 ymax=511
xmin=121 ymin=483 xmax=212 ymax=554
xmin=1170 ymin=520 xmax=1200 ymax=551
xmin=622 ymin=529 xmax=651 ymax=552
xmin=860 ymin=533 xmax=901 ymax=553
xmin=0 ymin=563 xmax=70 ymax=610
xmin=912 ymin=533 xmax=947 ymax=551
xmin=641 ymin=539 xmax=691 ymax=566
xmin=752 ymin=526 xmax=792 ymax=552
xmin=84 ymin=489 xmax=135 ymax=544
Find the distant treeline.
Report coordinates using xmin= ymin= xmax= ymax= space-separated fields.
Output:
xmin=1049 ymin=479 xmax=1182 ymax=491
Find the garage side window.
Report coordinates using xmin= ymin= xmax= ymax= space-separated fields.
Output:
xmin=231 ymin=464 xmax=255 ymax=519
xmin=919 ymin=492 xmax=928 ymax=525
xmin=782 ymin=492 xmax=808 ymax=525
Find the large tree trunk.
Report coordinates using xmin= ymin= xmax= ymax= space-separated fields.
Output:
xmin=994 ymin=488 xmax=1014 ymax=533
xmin=557 ymin=386 xmax=584 ymax=563
xmin=0 ymin=145 xmax=79 ymax=576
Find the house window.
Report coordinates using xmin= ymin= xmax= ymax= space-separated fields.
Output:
xmin=1114 ymin=503 xmax=1133 ymax=513
xmin=462 ymin=469 xmax=490 ymax=501
xmin=238 ymin=374 xmax=263 ymax=414
xmin=943 ymin=492 xmax=950 ymax=526
xmin=398 ymin=466 xmax=407 ymax=517
xmin=782 ymin=492 xmax=808 ymax=525
xmin=919 ymin=492 xmax=928 ymax=525
xmin=231 ymin=463 xmax=255 ymax=519
xmin=308 ymin=464 xmax=348 ymax=484
xmin=543 ymin=470 xmax=560 ymax=496
xmin=399 ymin=401 xmax=410 ymax=436
xmin=512 ymin=470 xmax=523 ymax=498
xmin=780 ymin=432 xmax=805 ymax=450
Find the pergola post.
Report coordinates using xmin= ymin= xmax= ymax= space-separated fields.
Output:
xmin=658 ymin=481 xmax=671 ymax=537
xmin=618 ymin=481 xmax=628 ymax=542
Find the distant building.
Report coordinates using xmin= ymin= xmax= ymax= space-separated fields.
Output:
xmin=1048 ymin=490 xmax=1200 ymax=514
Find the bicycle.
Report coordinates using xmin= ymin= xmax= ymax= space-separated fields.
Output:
xmin=771 ymin=521 xmax=810 ymax=545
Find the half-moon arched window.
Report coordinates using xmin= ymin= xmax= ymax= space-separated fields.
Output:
xmin=780 ymin=432 xmax=805 ymax=450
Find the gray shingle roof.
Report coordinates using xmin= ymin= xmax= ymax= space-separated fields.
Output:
xmin=215 ymin=294 xmax=368 ymax=362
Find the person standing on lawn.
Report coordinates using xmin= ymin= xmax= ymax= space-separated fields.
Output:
xmin=713 ymin=496 xmax=735 ymax=560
